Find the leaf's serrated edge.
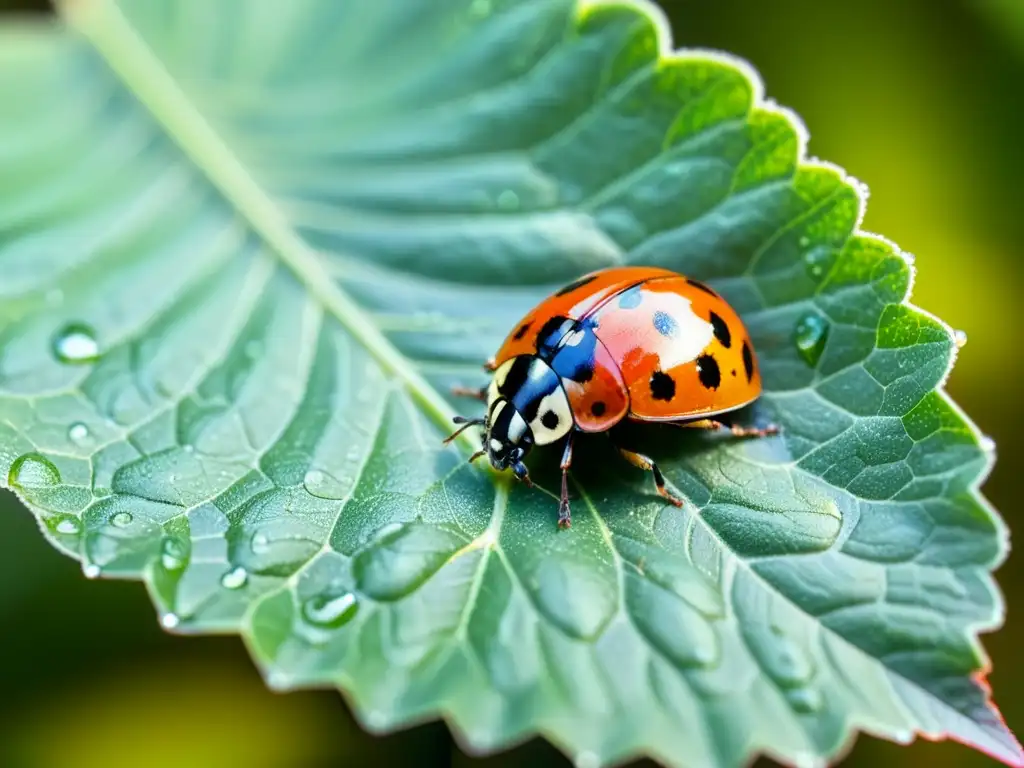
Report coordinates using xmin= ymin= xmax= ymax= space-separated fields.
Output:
xmin=621 ymin=9 xmax=1021 ymax=768
xmin=0 ymin=0 xmax=1016 ymax=767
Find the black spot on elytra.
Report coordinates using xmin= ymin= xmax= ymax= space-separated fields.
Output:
xmin=709 ymin=311 xmax=731 ymax=348
xmin=555 ymin=274 xmax=597 ymax=297
xmin=742 ymin=341 xmax=754 ymax=383
xmin=541 ymin=410 xmax=560 ymax=430
xmin=617 ymin=286 xmax=643 ymax=309
xmin=652 ymin=310 xmax=677 ymax=338
xmin=697 ymin=353 xmax=721 ymax=390
xmin=731 ymin=369 xmax=737 ymax=377
xmin=686 ymin=279 xmax=718 ymax=297
xmin=512 ymin=322 xmax=531 ymax=341
xmin=591 ymin=401 xmax=606 ymax=417
xmin=649 ymin=371 xmax=676 ymax=401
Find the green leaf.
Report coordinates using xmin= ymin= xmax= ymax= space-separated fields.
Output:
xmin=0 ymin=1 xmax=1018 ymax=766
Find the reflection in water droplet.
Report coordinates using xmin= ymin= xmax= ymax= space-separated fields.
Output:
xmin=111 ymin=511 xmax=133 ymax=528
xmin=68 ymin=422 xmax=91 ymax=445
xmin=980 ymin=435 xmax=996 ymax=453
xmin=785 ymin=686 xmax=823 ymax=714
xmin=160 ymin=538 xmax=188 ymax=571
xmin=221 ymin=566 xmax=248 ymax=590
xmin=802 ymin=246 xmax=831 ymax=280
xmin=496 ymin=189 xmax=519 ymax=210
xmin=954 ymin=329 xmax=968 ymax=348
xmin=83 ymin=563 xmax=100 ymax=578
xmin=303 ymin=470 xmax=324 ymax=487
xmin=301 ymin=592 xmax=359 ymax=629
xmin=8 ymin=453 xmax=60 ymax=490
xmin=52 ymin=323 xmax=100 ymax=364
xmin=574 ymin=751 xmax=600 ymax=768
xmin=52 ymin=516 xmax=82 ymax=535
xmin=161 ymin=612 xmax=180 ymax=629
xmin=794 ymin=314 xmax=830 ymax=367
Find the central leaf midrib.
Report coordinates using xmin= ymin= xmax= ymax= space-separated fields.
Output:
xmin=63 ymin=0 xmax=482 ymax=458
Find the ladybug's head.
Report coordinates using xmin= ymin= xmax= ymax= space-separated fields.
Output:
xmin=484 ymin=397 xmax=535 ymax=480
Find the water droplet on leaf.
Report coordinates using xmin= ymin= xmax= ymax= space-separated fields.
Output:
xmin=52 ymin=323 xmax=100 ymax=364
xmin=8 ymin=453 xmax=60 ymax=490
xmin=353 ymin=522 xmax=466 ymax=601
xmin=68 ymin=422 xmax=91 ymax=445
xmin=802 ymin=246 xmax=831 ymax=280
xmin=301 ymin=592 xmax=359 ymax=629
xmin=161 ymin=612 xmax=180 ymax=629
xmin=110 ymin=511 xmax=133 ymax=528
xmin=251 ymin=531 xmax=270 ymax=554
xmin=51 ymin=515 xmax=81 ymax=536
xmin=785 ymin=686 xmax=823 ymax=714
xmin=220 ymin=566 xmax=248 ymax=590
xmin=160 ymin=537 xmax=188 ymax=571
xmin=794 ymin=314 xmax=830 ymax=367
xmin=83 ymin=563 xmax=100 ymax=579
xmin=954 ymin=329 xmax=968 ymax=348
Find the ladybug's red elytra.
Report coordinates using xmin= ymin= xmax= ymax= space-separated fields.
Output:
xmin=444 ymin=266 xmax=778 ymax=528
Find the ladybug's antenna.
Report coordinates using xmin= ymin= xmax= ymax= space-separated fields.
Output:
xmin=468 ymin=449 xmax=486 ymax=463
xmin=442 ymin=416 xmax=485 ymax=445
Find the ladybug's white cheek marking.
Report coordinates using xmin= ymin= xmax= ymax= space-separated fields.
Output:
xmin=507 ymin=411 xmax=529 ymax=443
xmin=529 ymin=388 xmax=573 ymax=445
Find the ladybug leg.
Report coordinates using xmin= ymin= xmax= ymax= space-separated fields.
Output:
xmin=616 ymin=448 xmax=684 ymax=508
xmin=678 ymin=419 xmax=779 ymax=439
xmin=451 ymin=385 xmax=487 ymax=401
xmin=557 ymin=433 xmax=575 ymax=529
xmin=675 ymin=421 xmax=778 ymax=438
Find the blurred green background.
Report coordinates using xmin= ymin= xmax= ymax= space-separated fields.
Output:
xmin=1 ymin=1 xmax=1021 ymax=766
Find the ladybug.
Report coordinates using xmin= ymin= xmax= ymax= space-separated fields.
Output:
xmin=444 ymin=266 xmax=778 ymax=528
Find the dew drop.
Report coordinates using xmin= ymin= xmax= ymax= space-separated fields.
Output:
xmin=574 ymin=751 xmax=600 ymax=768
xmin=303 ymin=469 xmax=324 ymax=487
xmin=954 ymin=329 xmax=968 ymax=348
xmin=52 ymin=323 xmax=100 ymax=364
xmin=8 ymin=453 xmax=60 ymax=490
xmin=161 ymin=612 xmax=180 ymax=629
xmin=496 ymin=189 xmax=519 ymax=210
xmin=110 ymin=511 xmax=133 ymax=528
xmin=251 ymin=531 xmax=270 ymax=554
xmin=786 ymin=686 xmax=823 ymax=714
xmin=794 ymin=314 xmax=830 ymax=367
xmin=160 ymin=538 xmax=188 ymax=571
xmin=802 ymin=246 xmax=832 ymax=281
xmin=52 ymin=515 xmax=81 ymax=536
xmin=353 ymin=522 xmax=466 ymax=601
xmin=220 ymin=566 xmax=248 ymax=590
xmin=68 ymin=422 xmax=91 ymax=445
xmin=83 ymin=563 xmax=100 ymax=579
xmin=980 ymin=435 xmax=996 ymax=453
xmin=301 ymin=592 xmax=360 ymax=629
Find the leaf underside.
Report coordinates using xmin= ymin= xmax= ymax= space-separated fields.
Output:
xmin=0 ymin=1 xmax=1018 ymax=766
